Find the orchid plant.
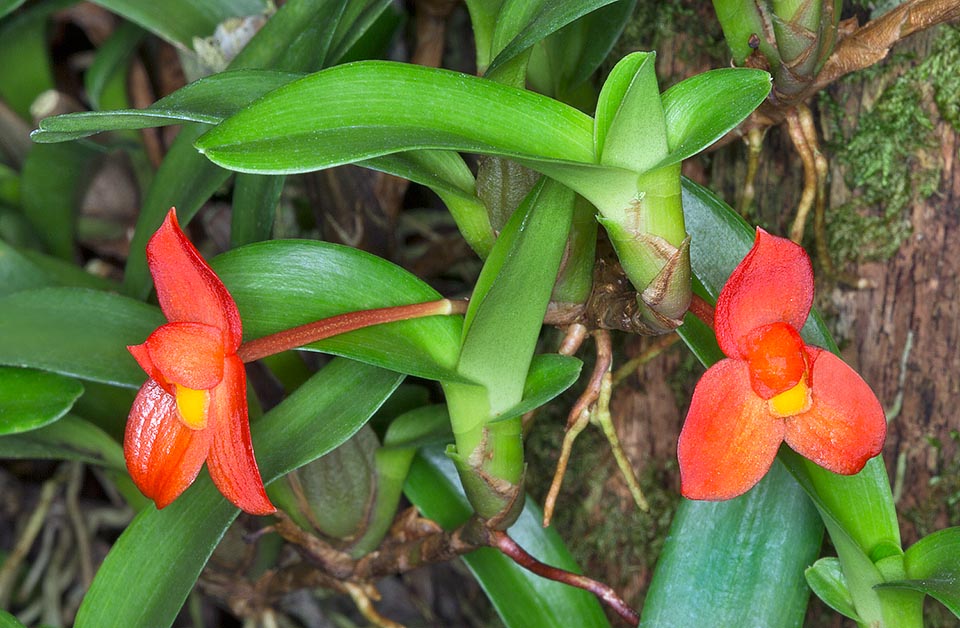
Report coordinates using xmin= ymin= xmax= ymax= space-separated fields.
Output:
xmin=1 ymin=1 xmax=959 ymax=627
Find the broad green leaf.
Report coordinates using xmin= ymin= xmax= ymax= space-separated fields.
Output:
xmin=489 ymin=354 xmax=582 ymax=423
xmin=458 ymin=179 xmax=573 ymax=414
xmin=230 ymin=173 xmax=284 ymax=246
xmin=641 ymin=460 xmax=820 ymax=627
xmin=877 ymin=527 xmax=960 ymax=617
xmin=805 ymin=557 xmax=861 ymax=621
xmin=405 ymin=446 xmax=611 ymax=628
xmin=194 ymin=60 xmax=596 ymax=174
xmin=121 ymin=0 xmax=362 ymax=298
xmin=656 ymin=68 xmax=771 ymax=170
xmin=32 ymin=70 xmax=303 ymax=143
xmin=213 ymin=240 xmax=463 ymax=381
xmin=679 ymin=178 xmax=901 ymax=559
xmin=0 ymin=413 xmax=124 ymax=469
xmin=0 ymin=239 xmax=50 ymax=295
xmin=594 ymin=51 xmax=667 ymax=172
xmin=75 ymin=359 xmax=403 ymax=628
xmin=0 ymin=287 xmax=162 ymax=388
xmin=0 ymin=367 xmax=83 ymax=434
xmin=85 ymin=22 xmax=147 ymax=110
xmin=0 ymin=1 xmax=63 ymax=119
xmin=90 ymin=0 xmax=267 ymax=48
xmin=20 ymin=142 xmax=102 ymax=259
xmin=18 ymin=248 xmax=116 ymax=292
xmin=486 ymin=0 xmax=622 ymax=79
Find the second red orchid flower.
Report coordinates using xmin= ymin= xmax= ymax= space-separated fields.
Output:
xmin=125 ymin=209 xmax=274 ymax=515
xmin=678 ymin=228 xmax=886 ymax=500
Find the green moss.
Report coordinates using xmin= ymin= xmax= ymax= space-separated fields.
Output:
xmin=821 ymin=26 xmax=960 ymax=265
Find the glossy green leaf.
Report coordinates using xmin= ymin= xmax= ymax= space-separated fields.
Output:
xmin=75 ymin=359 xmax=403 ymax=628
xmin=805 ymin=557 xmax=861 ymax=621
xmin=641 ymin=460 xmax=821 ymax=626
xmin=405 ymin=446 xmax=611 ymax=628
xmin=877 ymin=527 xmax=960 ymax=617
xmin=0 ymin=367 xmax=83 ymax=434
xmin=20 ymin=142 xmax=102 ymax=259
xmin=90 ymin=0 xmax=267 ymax=48
xmin=458 ymin=179 xmax=573 ymax=414
xmin=0 ymin=413 xmax=125 ymax=469
xmin=656 ymin=68 xmax=771 ymax=169
xmin=489 ymin=354 xmax=582 ymax=423
xmin=213 ymin=240 xmax=463 ymax=381
xmin=32 ymin=70 xmax=303 ymax=143
xmin=0 ymin=287 xmax=162 ymax=388
xmin=594 ymin=51 xmax=667 ymax=172
xmin=121 ymin=0 xmax=361 ymax=298
xmin=194 ymin=60 xmax=596 ymax=174
xmin=230 ymin=173 xmax=284 ymax=246
xmin=486 ymin=0 xmax=621 ymax=79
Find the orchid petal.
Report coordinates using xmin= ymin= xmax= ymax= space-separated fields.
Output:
xmin=144 ymin=322 xmax=225 ymax=389
xmin=742 ymin=322 xmax=807 ymax=398
xmin=146 ymin=209 xmax=242 ymax=351
xmin=124 ymin=380 xmax=213 ymax=508
xmin=715 ymin=228 xmax=813 ymax=360
xmin=784 ymin=348 xmax=886 ymax=475
xmin=206 ymin=355 xmax=275 ymax=515
xmin=678 ymin=359 xmax=785 ymax=500
xmin=127 ymin=342 xmax=167 ymax=391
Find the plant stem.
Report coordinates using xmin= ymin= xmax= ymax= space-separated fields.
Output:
xmin=237 ymin=299 xmax=468 ymax=363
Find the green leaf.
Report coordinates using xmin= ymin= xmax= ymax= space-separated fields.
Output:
xmin=0 ymin=287 xmax=163 ymax=388
xmin=0 ymin=0 xmax=27 ymax=20
xmin=485 ymin=0 xmax=621 ymax=79
xmin=20 ymin=142 xmax=102 ymax=259
xmin=805 ymin=557 xmax=861 ymax=621
xmin=457 ymin=179 xmax=573 ymax=414
xmin=121 ymin=0 xmax=362 ymax=298
xmin=0 ymin=1 xmax=62 ymax=119
xmin=75 ymin=359 xmax=403 ymax=628
xmin=0 ymin=239 xmax=51 ymax=295
xmin=85 ymin=22 xmax=147 ymax=110
xmin=230 ymin=173 xmax=284 ymax=246
xmin=405 ymin=446 xmax=611 ymax=628
xmin=876 ymin=527 xmax=960 ymax=617
xmin=489 ymin=354 xmax=582 ymax=423
xmin=0 ymin=609 xmax=28 ymax=628
xmin=213 ymin=240 xmax=463 ymax=381
xmin=641 ymin=460 xmax=821 ymax=626
xmin=0 ymin=367 xmax=83 ymax=434
xmin=656 ymin=68 xmax=771 ymax=169
xmin=194 ymin=60 xmax=596 ymax=174
xmin=0 ymin=413 xmax=125 ymax=469
xmin=32 ymin=70 xmax=303 ymax=143
xmin=89 ymin=0 xmax=268 ymax=48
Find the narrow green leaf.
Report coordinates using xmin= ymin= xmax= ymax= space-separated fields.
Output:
xmin=878 ymin=527 xmax=960 ymax=617
xmin=641 ymin=460 xmax=821 ymax=626
xmin=486 ymin=0 xmax=621 ymax=78
xmin=194 ymin=61 xmax=596 ymax=174
xmin=21 ymin=142 xmax=102 ymax=259
xmin=0 ymin=413 xmax=125 ymax=469
xmin=0 ymin=367 xmax=83 ymax=434
xmin=0 ymin=609 xmax=28 ymax=628
xmin=0 ymin=1 xmax=61 ymax=119
xmin=805 ymin=557 xmax=861 ymax=621
xmin=0 ymin=0 xmax=27 ymax=20
xmin=213 ymin=240 xmax=463 ymax=381
xmin=230 ymin=173 xmax=284 ymax=246
xmin=85 ymin=22 xmax=146 ymax=110
xmin=326 ymin=0 xmax=395 ymax=64
xmin=32 ymin=70 xmax=303 ymax=143
xmin=18 ymin=248 xmax=116 ymax=292
xmin=75 ymin=359 xmax=403 ymax=628
xmin=0 ymin=239 xmax=51 ymax=295
xmin=656 ymin=68 xmax=771 ymax=169
xmin=90 ymin=0 xmax=267 ymax=48
xmin=458 ymin=179 xmax=573 ymax=414
xmin=489 ymin=354 xmax=582 ymax=424
xmin=405 ymin=446 xmax=611 ymax=628
xmin=0 ymin=287 xmax=163 ymax=388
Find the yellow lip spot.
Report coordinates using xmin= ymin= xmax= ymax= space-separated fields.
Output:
xmin=768 ymin=378 xmax=811 ymax=418
xmin=175 ymin=385 xmax=209 ymax=429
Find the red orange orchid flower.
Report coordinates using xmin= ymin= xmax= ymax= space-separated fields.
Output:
xmin=125 ymin=209 xmax=275 ymax=515
xmin=678 ymin=228 xmax=886 ymax=500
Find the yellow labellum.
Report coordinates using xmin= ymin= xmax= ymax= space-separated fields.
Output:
xmin=769 ymin=378 xmax=811 ymax=418
xmin=176 ymin=385 xmax=209 ymax=429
